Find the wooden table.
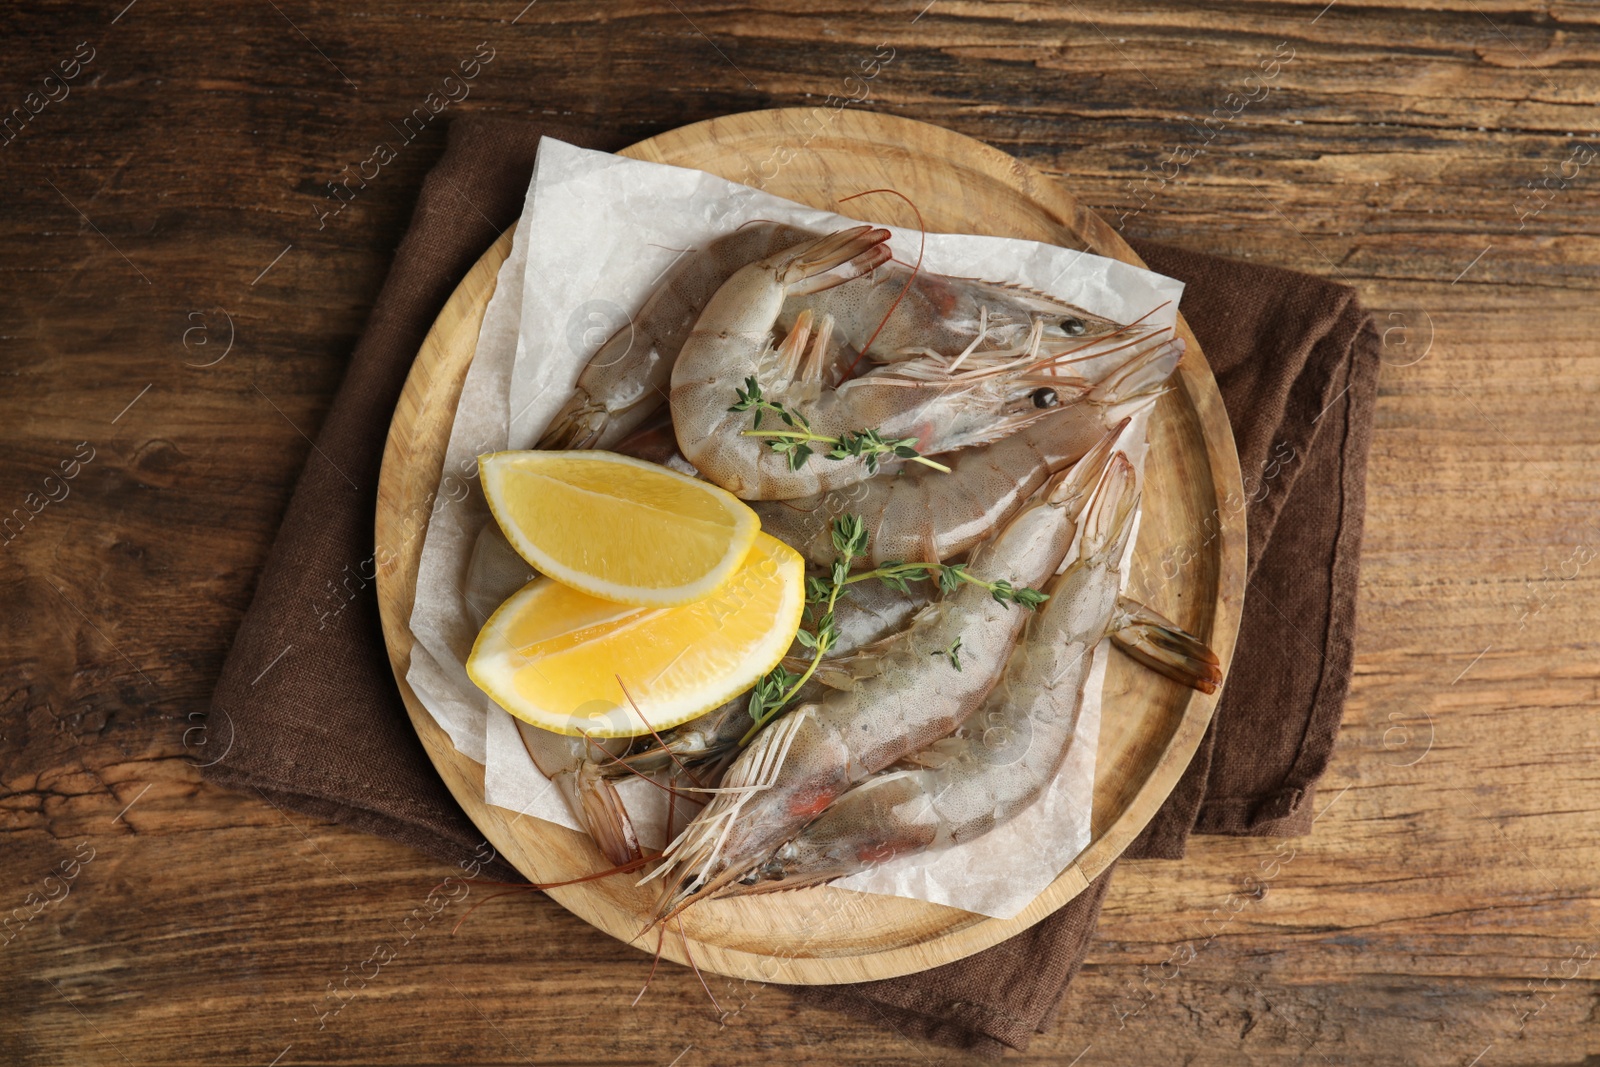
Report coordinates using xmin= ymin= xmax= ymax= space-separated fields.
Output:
xmin=3 ymin=3 xmax=1596 ymax=1064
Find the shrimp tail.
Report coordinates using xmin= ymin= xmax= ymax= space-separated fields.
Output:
xmin=1086 ymin=335 xmax=1185 ymax=406
xmin=783 ymin=225 xmax=894 ymax=296
xmin=1111 ymin=597 xmax=1223 ymax=694
xmin=539 ymin=391 xmax=606 ymax=450
xmin=574 ymin=762 xmax=644 ymax=866
xmin=1041 ymin=417 xmax=1130 ymax=515
xmin=1081 ymin=453 xmax=1140 ymax=563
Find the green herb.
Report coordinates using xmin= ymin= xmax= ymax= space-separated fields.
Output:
xmin=740 ymin=515 xmax=868 ymax=745
xmin=730 ymin=377 xmax=950 ymax=474
xmin=729 ymin=376 xmax=787 ymax=431
xmin=846 ymin=560 xmax=1049 ymax=610
xmin=740 ymin=513 xmax=1047 ymax=745
xmin=743 ymin=665 xmax=803 ymax=735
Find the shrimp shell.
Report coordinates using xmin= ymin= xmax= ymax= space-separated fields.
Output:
xmin=541 ymin=219 xmax=1133 ymax=451
xmin=540 ymin=223 xmax=818 ymax=451
xmin=642 ymin=426 xmax=1126 ymax=918
xmin=749 ymin=333 xmax=1175 ymax=567
xmin=672 ymin=226 xmax=1173 ymax=500
xmin=723 ymin=453 xmax=1143 ymax=892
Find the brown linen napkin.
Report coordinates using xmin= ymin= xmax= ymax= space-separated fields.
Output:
xmin=788 ymin=241 xmax=1381 ymax=1056
xmin=206 ymin=114 xmax=1380 ymax=1056
xmin=1121 ymin=240 xmax=1379 ymax=853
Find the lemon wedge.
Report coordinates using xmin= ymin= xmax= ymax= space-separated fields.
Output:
xmin=479 ymin=450 xmax=760 ymax=607
xmin=466 ymin=533 xmax=804 ymax=737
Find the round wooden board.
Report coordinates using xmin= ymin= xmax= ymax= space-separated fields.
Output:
xmin=375 ymin=108 xmax=1246 ymax=985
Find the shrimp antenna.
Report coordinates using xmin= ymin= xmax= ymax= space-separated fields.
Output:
xmin=615 ymin=677 xmax=709 ymax=850
xmin=632 ymin=923 xmax=668 ymax=1007
xmin=617 ymin=675 xmax=709 ymax=790
xmin=838 ymin=188 xmax=926 ymax=377
xmin=577 ymin=728 xmax=699 ymax=803
xmin=679 ymin=914 xmax=725 ymax=1015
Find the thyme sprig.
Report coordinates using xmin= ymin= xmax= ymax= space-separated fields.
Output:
xmin=730 ymin=377 xmax=950 ymax=474
xmin=740 ymin=515 xmax=870 ymax=745
xmin=739 ymin=515 xmax=1048 ymax=745
xmin=845 ymin=560 xmax=1050 ymax=610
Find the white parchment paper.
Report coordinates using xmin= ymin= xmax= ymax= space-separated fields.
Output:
xmin=404 ymin=137 xmax=1181 ymax=919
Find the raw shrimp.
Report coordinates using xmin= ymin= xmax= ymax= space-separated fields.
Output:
xmin=750 ymin=332 xmax=1178 ymax=567
xmin=791 ymin=261 xmax=1132 ymax=369
xmin=641 ymin=428 xmax=1125 ymax=918
xmin=609 ymin=575 xmax=931 ymax=777
xmin=541 ymin=219 xmax=1134 ymax=451
xmin=540 ymin=223 xmax=818 ymax=451
xmin=670 ymin=224 xmax=1174 ymax=500
xmin=721 ymin=456 xmax=1218 ymax=893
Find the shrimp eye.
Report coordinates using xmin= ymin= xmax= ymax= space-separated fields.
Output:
xmin=1031 ymin=388 xmax=1060 ymax=409
xmin=1059 ymin=316 xmax=1086 ymax=336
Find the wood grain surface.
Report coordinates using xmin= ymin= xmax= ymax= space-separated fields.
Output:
xmin=373 ymin=108 xmax=1245 ymax=984
xmin=2 ymin=1 xmax=1597 ymax=1064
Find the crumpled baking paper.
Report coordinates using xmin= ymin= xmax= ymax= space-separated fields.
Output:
xmin=405 ymin=136 xmax=1181 ymax=919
